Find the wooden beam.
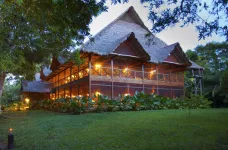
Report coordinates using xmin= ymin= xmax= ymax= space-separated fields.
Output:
xmin=89 ymin=55 xmax=92 ymax=97
xmin=111 ymin=59 xmax=114 ymax=99
xmin=70 ymin=66 xmax=72 ymax=98
xmin=142 ymin=63 xmax=144 ymax=92
xmin=156 ymin=65 xmax=159 ymax=95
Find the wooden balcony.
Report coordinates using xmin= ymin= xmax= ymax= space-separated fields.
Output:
xmin=91 ymin=67 xmax=184 ymax=87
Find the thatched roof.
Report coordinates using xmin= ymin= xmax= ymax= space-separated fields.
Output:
xmin=189 ymin=61 xmax=204 ymax=69
xmin=82 ymin=6 xmax=170 ymax=63
xmin=21 ymin=80 xmax=51 ymax=93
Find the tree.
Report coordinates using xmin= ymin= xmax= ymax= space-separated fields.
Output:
xmin=0 ymin=0 xmax=107 ymax=98
xmin=186 ymin=42 xmax=228 ymax=107
xmin=221 ymin=69 xmax=228 ymax=92
xmin=112 ymin=0 xmax=228 ymax=41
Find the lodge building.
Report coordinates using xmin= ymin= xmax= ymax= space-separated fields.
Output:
xmin=21 ymin=6 xmax=203 ymax=101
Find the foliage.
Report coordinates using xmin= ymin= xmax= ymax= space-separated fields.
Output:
xmin=186 ymin=42 xmax=228 ymax=107
xmin=3 ymin=100 xmax=29 ymax=111
xmin=28 ymin=92 xmax=212 ymax=114
xmin=112 ymin=0 xmax=228 ymax=41
xmin=0 ymin=0 xmax=107 ymax=98
xmin=221 ymin=69 xmax=228 ymax=92
xmin=0 ymin=77 xmax=21 ymax=105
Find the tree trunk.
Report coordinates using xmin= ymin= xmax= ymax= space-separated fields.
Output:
xmin=0 ymin=72 xmax=6 ymax=112
xmin=0 ymin=72 xmax=6 ymax=99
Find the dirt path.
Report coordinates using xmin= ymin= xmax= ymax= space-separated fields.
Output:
xmin=0 ymin=141 xmax=7 ymax=150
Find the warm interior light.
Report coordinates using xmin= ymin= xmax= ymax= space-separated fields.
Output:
xmin=86 ymin=68 xmax=90 ymax=73
xmin=79 ymin=72 xmax=83 ymax=78
xmin=95 ymin=91 xmax=101 ymax=96
xmin=95 ymin=64 xmax=101 ymax=69
xmin=67 ymin=77 xmax=70 ymax=80
xmin=25 ymin=98 xmax=30 ymax=104
xmin=78 ymin=95 xmax=82 ymax=97
xmin=72 ymin=75 xmax=75 ymax=78
xmin=124 ymin=93 xmax=130 ymax=96
xmin=150 ymin=70 xmax=156 ymax=74
xmin=152 ymin=89 xmax=155 ymax=94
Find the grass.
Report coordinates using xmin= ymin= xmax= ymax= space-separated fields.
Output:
xmin=0 ymin=109 xmax=228 ymax=150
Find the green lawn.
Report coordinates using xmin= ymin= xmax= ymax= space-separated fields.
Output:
xmin=0 ymin=109 xmax=228 ymax=150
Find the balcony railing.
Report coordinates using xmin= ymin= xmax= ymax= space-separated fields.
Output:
xmin=49 ymin=66 xmax=184 ymax=88
xmin=90 ymin=67 xmax=184 ymax=85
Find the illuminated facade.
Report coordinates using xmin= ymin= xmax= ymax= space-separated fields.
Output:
xmin=21 ymin=6 xmax=203 ymax=101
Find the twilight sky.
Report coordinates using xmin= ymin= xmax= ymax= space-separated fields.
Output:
xmin=88 ymin=1 xmax=225 ymax=52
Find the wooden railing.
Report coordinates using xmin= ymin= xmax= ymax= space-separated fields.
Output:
xmin=50 ymin=67 xmax=184 ymax=88
xmin=51 ymin=68 xmax=89 ymax=88
xmin=90 ymin=67 xmax=184 ymax=84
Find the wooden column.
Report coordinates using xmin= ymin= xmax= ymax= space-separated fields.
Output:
xmin=111 ymin=59 xmax=114 ymax=99
xmin=58 ymin=73 xmax=59 ymax=99
xmin=89 ymin=55 xmax=92 ymax=97
xmin=169 ymin=65 xmax=172 ymax=97
xmin=156 ymin=65 xmax=159 ymax=95
xmin=142 ymin=63 xmax=145 ymax=92
xmin=70 ymin=66 xmax=72 ymax=98
xmin=78 ymin=65 xmax=80 ymax=96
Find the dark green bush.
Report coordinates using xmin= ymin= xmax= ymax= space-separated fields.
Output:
xmin=28 ymin=92 xmax=212 ymax=114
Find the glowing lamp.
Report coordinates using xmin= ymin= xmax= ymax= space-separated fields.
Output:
xmin=25 ymin=98 xmax=30 ymax=104
xmin=95 ymin=64 xmax=101 ymax=69
xmin=95 ymin=91 xmax=101 ymax=96
xmin=9 ymin=128 xmax=13 ymax=134
xmin=124 ymin=93 xmax=130 ymax=96
xmin=79 ymin=72 xmax=83 ymax=78
xmin=150 ymin=70 xmax=156 ymax=74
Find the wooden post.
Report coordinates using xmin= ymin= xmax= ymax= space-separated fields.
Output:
xmin=156 ymin=65 xmax=159 ymax=95
xmin=142 ymin=63 xmax=144 ymax=92
xmin=58 ymin=73 xmax=59 ymax=99
xmin=111 ymin=59 xmax=114 ymax=99
xmin=78 ymin=65 xmax=80 ymax=96
xmin=70 ymin=66 xmax=72 ymax=98
xmin=169 ymin=65 xmax=172 ymax=97
xmin=89 ymin=55 xmax=92 ymax=97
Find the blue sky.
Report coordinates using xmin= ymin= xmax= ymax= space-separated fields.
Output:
xmin=89 ymin=1 xmax=225 ymax=52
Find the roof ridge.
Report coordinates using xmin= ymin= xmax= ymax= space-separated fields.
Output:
xmin=82 ymin=6 xmax=155 ymax=50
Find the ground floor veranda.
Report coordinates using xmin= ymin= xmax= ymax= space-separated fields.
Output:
xmin=45 ymin=55 xmax=186 ymax=100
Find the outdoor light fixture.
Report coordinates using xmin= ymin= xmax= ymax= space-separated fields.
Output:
xmin=95 ymin=91 xmax=101 ymax=96
xmin=124 ymin=93 xmax=130 ymax=96
xmin=8 ymin=128 xmax=14 ymax=149
xmin=9 ymin=128 xmax=13 ymax=134
xmin=95 ymin=64 xmax=101 ymax=69
xmin=152 ymin=89 xmax=155 ymax=94
xmin=79 ymin=72 xmax=83 ymax=78
xmin=25 ymin=98 xmax=30 ymax=104
xmin=150 ymin=70 xmax=156 ymax=75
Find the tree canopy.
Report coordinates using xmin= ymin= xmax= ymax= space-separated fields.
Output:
xmin=112 ymin=0 xmax=228 ymax=41
xmin=0 ymin=0 xmax=106 ymax=78
xmin=186 ymin=42 xmax=228 ymax=107
xmin=0 ymin=0 xmax=107 ymax=98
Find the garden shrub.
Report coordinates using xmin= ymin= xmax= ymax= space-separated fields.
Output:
xmin=27 ymin=92 xmax=212 ymax=114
